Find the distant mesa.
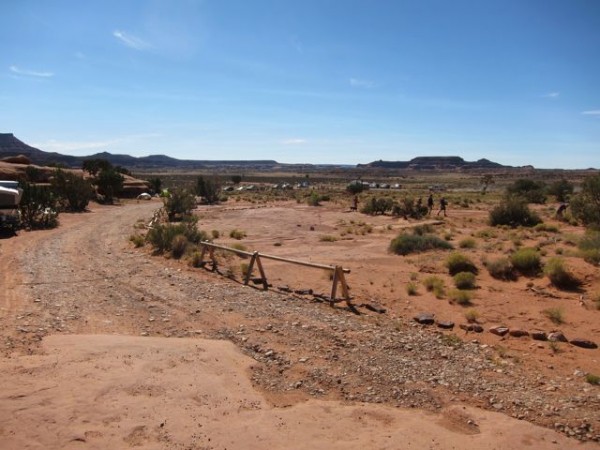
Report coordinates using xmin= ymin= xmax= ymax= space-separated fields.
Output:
xmin=359 ymin=156 xmax=511 ymax=170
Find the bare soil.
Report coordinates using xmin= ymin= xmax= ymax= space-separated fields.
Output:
xmin=1 ymin=199 xmax=599 ymax=449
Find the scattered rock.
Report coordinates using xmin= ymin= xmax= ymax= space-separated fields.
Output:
xmin=548 ymin=331 xmax=568 ymax=343
xmin=277 ymin=286 xmax=292 ymax=293
xmin=361 ymin=303 xmax=386 ymax=314
xmin=294 ymin=289 xmax=313 ymax=295
xmin=436 ymin=320 xmax=454 ymax=330
xmin=531 ymin=330 xmax=547 ymax=341
xmin=460 ymin=324 xmax=484 ymax=333
xmin=509 ymin=329 xmax=529 ymax=338
xmin=413 ymin=313 xmax=434 ymax=325
xmin=489 ymin=326 xmax=509 ymax=337
xmin=570 ymin=338 xmax=598 ymax=349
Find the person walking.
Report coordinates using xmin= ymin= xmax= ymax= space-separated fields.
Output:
xmin=427 ymin=194 xmax=434 ymax=215
xmin=437 ymin=197 xmax=448 ymax=217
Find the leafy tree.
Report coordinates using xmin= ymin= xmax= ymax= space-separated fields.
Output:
xmin=489 ymin=199 xmax=542 ymax=227
xmin=96 ymin=168 xmax=124 ymax=203
xmin=547 ymin=178 xmax=574 ymax=203
xmin=231 ymin=175 xmax=242 ymax=184
xmin=82 ymin=158 xmax=112 ymax=176
xmin=25 ymin=166 xmax=43 ymax=183
xmin=480 ymin=174 xmax=494 ymax=194
xmin=163 ymin=188 xmax=196 ymax=221
xmin=506 ymin=179 xmax=546 ymax=204
xmin=571 ymin=173 xmax=600 ymax=228
xmin=147 ymin=177 xmax=162 ymax=194
xmin=114 ymin=165 xmax=132 ymax=176
xmin=51 ymin=169 xmax=94 ymax=211
xmin=346 ymin=181 xmax=367 ymax=195
xmin=195 ymin=176 xmax=221 ymax=205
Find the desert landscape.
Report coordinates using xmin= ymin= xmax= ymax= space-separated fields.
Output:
xmin=1 ymin=158 xmax=599 ymax=448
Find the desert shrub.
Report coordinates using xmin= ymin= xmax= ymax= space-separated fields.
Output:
xmin=412 ymin=224 xmax=435 ymax=236
xmin=307 ymin=191 xmax=321 ymax=206
xmin=485 ymin=257 xmax=517 ymax=280
xmin=422 ymin=276 xmax=445 ymax=298
xmin=546 ymin=179 xmax=574 ymax=203
xmin=506 ymin=179 xmax=546 ymax=204
xmin=95 ymin=167 xmax=124 ymax=203
xmin=510 ymin=248 xmax=542 ymax=275
xmin=578 ymin=230 xmax=600 ymax=266
xmin=586 ymin=374 xmax=600 ymax=385
xmin=163 ymin=188 xmax=195 ymax=221
xmin=534 ymin=223 xmax=559 ymax=233
xmin=362 ymin=197 xmax=394 ymax=215
xmin=448 ymin=289 xmax=472 ymax=306
xmin=406 ymin=282 xmax=418 ymax=296
xmin=229 ymin=229 xmax=246 ymax=240
xmin=211 ymin=229 xmax=220 ymax=239
xmin=489 ymin=199 xmax=542 ymax=228
xmin=543 ymin=257 xmax=581 ymax=290
xmin=230 ymin=243 xmax=248 ymax=254
xmin=190 ymin=251 xmax=204 ymax=267
xmin=129 ymin=234 xmax=145 ymax=248
xmin=390 ymin=233 xmax=452 ymax=255
xmin=446 ymin=252 xmax=478 ymax=275
xmin=51 ymin=169 xmax=94 ymax=212
xmin=543 ymin=307 xmax=564 ymax=325
xmin=458 ymin=238 xmax=476 ymax=249
xmin=453 ymin=271 xmax=476 ymax=289
xmin=319 ymin=235 xmax=338 ymax=242
xmin=570 ymin=173 xmax=600 ymax=228
xmin=195 ymin=176 xmax=221 ymax=205
xmin=465 ymin=309 xmax=479 ymax=323
xmin=146 ymin=220 xmax=207 ymax=254
xmin=18 ymin=181 xmax=60 ymax=229
xmin=346 ymin=181 xmax=367 ymax=195
xmin=171 ymin=234 xmax=188 ymax=259
xmin=391 ymin=197 xmax=427 ymax=219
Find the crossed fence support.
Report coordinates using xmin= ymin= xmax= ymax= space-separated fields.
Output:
xmin=196 ymin=241 xmax=353 ymax=307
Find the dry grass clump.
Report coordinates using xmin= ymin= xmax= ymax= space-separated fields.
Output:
xmin=129 ymin=234 xmax=145 ymax=248
xmin=449 ymin=289 xmax=473 ymax=306
xmin=464 ymin=309 xmax=479 ymax=323
xmin=458 ymin=237 xmax=477 ymax=249
xmin=406 ymin=282 xmax=418 ymax=296
xmin=446 ymin=252 xmax=478 ymax=275
xmin=578 ymin=230 xmax=600 ymax=266
xmin=453 ymin=271 xmax=476 ymax=289
xmin=484 ymin=257 xmax=517 ymax=281
xmin=171 ymin=234 xmax=188 ymax=259
xmin=543 ymin=257 xmax=581 ymax=290
xmin=389 ymin=233 xmax=452 ymax=256
xmin=543 ymin=307 xmax=564 ymax=325
xmin=510 ymin=247 xmax=542 ymax=276
xmin=229 ymin=229 xmax=247 ymax=240
xmin=422 ymin=276 xmax=445 ymax=298
xmin=319 ymin=235 xmax=338 ymax=242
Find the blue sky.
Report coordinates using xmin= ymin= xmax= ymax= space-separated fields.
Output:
xmin=1 ymin=0 xmax=599 ymax=168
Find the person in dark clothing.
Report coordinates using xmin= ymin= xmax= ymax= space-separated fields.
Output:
xmin=427 ymin=194 xmax=434 ymax=214
xmin=437 ymin=197 xmax=448 ymax=217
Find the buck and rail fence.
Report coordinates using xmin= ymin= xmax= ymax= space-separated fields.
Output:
xmin=196 ymin=241 xmax=353 ymax=308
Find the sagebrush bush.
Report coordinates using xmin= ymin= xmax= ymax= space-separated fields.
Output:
xmin=485 ymin=257 xmax=517 ymax=280
xmin=389 ymin=233 xmax=453 ymax=255
xmin=446 ymin=252 xmax=478 ymax=275
xmin=458 ymin=238 xmax=476 ymax=249
xmin=190 ymin=251 xmax=203 ymax=267
xmin=543 ymin=307 xmax=564 ymax=325
xmin=129 ymin=234 xmax=145 ymax=248
xmin=422 ymin=276 xmax=445 ymax=298
xmin=534 ymin=223 xmax=559 ymax=233
xmin=229 ymin=229 xmax=246 ymax=240
xmin=578 ymin=230 xmax=600 ymax=266
xmin=510 ymin=248 xmax=542 ymax=275
xmin=543 ymin=257 xmax=581 ymax=290
xmin=449 ymin=289 xmax=472 ymax=306
xmin=453 ymin=271 xmax=476 ymax=289
xmin=406 ymin=282 xmax=418 ymax=296
xmin=171 ymin=234 xmax=188 ymax=259
xmin=465 ymin=309 xmax=479 ymax=323
xmin=489 ymin=199 xmax=542 ymax=228
xmin=146 ymin=220 xmax=207 ymax=254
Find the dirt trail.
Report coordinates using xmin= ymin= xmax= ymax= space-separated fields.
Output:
xmin=1 ymin=201 xmax=599 ymax=448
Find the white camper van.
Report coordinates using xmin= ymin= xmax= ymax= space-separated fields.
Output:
xmin=0 ymin=181 xmax=23 ymax=232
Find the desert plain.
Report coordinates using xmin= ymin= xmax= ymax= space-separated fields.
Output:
xmin=1 ymin=171 xmax=599 ymax=449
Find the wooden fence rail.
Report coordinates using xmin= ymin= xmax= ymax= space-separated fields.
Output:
xmin=197 ymin=241 xmax=353 ymax=307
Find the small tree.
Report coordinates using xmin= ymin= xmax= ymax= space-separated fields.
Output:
xmin=231 ymin=175 xmax=242 ymax=185
xmin=51 ymin=169 xmax=94 ymax=212
xmin=489 ymin=199 xmax=542 ymax=227
xmin=571 ymin=173 xmax=600 ymax=229
xmin=82 ymin=159 xmax=112 ymax=176
xmin=147 ymin=177 xmax=162 ymax=194
xmin=96 ymin=168 xmax=124 ymax=203
xmin=506 ymin=179 xmax=546 ymax=204
xmin=480 ymin=174 xmax=494 ymax=194
xmin=19 ymin=182 xmax=59 ymax=229
xmin=164 ymin=188 xmax=196 ymax=221
xmin=346 ymin=181 xmax=366 ymax=195
xmin=195 ymin=176 xmax=221 ymax=205
xmin=547 ymin=178 xmax=574 ymax=203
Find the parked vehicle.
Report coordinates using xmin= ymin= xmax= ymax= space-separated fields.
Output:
xmin=0 ymin=181 xmax=23 ymax=233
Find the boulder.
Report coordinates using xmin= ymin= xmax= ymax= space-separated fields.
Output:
xmin=489 ymin=326 xmax=509 ymax=337
xmin=548 ymin=331 xmax=568 ymax=343
xmin=413 ymin=313 xmax=435 ymax=325
xmin=570 ymin=338 xmax=598 ymax=349
xmin=436 ymin=320 xmax=454 ymax=330
xmin=509 ymin=329 xmax=529 ymax=338
xmin=531 ymin=330 xmax=548 ymax=341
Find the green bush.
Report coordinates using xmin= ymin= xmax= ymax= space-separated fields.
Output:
xmin=546 ymin=179 xmax=574 ymax=203
xmin=543 ymin=257 xmax=581 ymax=290
xmin=190 ymin=251 xmax=204 ymax=268
xmin=510 ymin=248 xmax=542 ymax=276
xmin=506 ymin=179 xmax=546 ymax=204
xmin=422 ymin=276 xmax=445 ymax=298
xmin=489 ymin=199 xmax=542 ymax=228
xmin=361 ymin=197 xmax=394 ymax=215
xmin=586 ymin=374 xmax=600 ymax=385
xmin=534 ymin=223 xmax=559 ymax=233
xmin=171 ymin=234 xmax=188 ymax=259
xmin=129 ymin=234 xmax=145 ymax=248
xmin=51 ymin=169 xmax=93 ymax=212
xmin=448 ymin=289 xmax=472 ymax=306
xmin=453 ymin=271 xmax=476 ymax=289
xmin=570 ymin=173 xmax=600 ymax=228
xmin=485 ymin=257 xmax=517 ymax=281
xmin=446 ymin=252 xmax=478 ymax=275
xmin=307 ymin=191 xmax=321 ymax=206
xmin=458 ymin=238 xmax=476 ymax=249
xmin=18 ymin=182 xmax=60 ymax=229
xmin=229 ymin=229 xmax=246 ymax=240
xmin=578 ymin=230 xmax=600 ymax=266
xmin=389 ymin=233 xmax=453 ymax=255
xmin=146 ymin=219 xmax=207 ymax=254
xmin=163 ymin=188 xmax=196 ymax=221
xmin=406 ymin=282 xmax=418 ymax=296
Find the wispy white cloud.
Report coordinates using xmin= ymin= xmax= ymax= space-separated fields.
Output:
xmin=31 ymin=133 xmax=163 ymax=155
xmin=281 ymin=138 xmax=306 ymax=145
xmin=349 ymin=78 xmax=376 ymax=89
xmin=113 ymin=30 xmax=151 ymax=51
xmin=9 ymin=65 xmax=54 ymax=78
xmin=542 ymin=91 xmax=560 ymax=99
xmin=581 ymin=110 xmax=600 ymax=116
